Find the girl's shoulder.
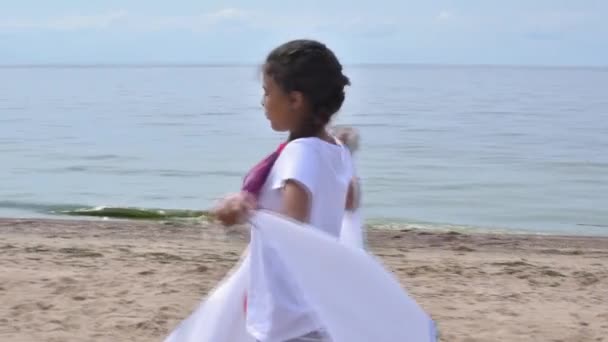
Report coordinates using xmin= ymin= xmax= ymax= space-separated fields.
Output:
xmin=284 ymin=136 xmax=344 ymax=152
xmin=279 ymin=137 xmax=347 ymax=165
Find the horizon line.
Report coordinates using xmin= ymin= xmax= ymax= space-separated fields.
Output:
xmin=0 ymin=62 xmax=607 ymax=70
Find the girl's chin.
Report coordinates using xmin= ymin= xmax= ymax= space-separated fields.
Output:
xmin=268 ymin=121 xmax=288 ymax=133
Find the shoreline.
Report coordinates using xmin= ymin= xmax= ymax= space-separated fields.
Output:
xmin=3 ymin=212 xmax=608 ymax=238
xmin=2 ymin=200 xmax=607 ymax=237
xmin=1 ymin=217 xmax=607 ymax=341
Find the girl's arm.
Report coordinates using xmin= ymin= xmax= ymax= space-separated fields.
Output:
xmin=332 ymin=125 xmax=361 ymax=211
xmin=281 ymin=179 xmax=311 ymax=223
xmin=346 ymin=177 xmax=361 ymax=211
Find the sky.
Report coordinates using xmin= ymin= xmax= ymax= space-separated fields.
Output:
xmin=0 ymin=0 xmax=607 ymax=66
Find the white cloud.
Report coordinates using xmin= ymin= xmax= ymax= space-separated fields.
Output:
xmin=436 ymin=11 xmax=452 ymax=21
xmin=0 ymin=8 xmax=251 ymax=32
xmin=49 ymin=10 xmax=128 ymax=30
xmin=522 ymin=11 xmax=587 ymax=34
xmin=0 ymin=10 xmax=128 ymax=31
xmin=209 ymin=8 xmax=248 ymax=20
xmin=0 ymin=8 xmax=413 ymax=38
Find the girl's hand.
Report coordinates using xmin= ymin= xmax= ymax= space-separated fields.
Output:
xmin=212 ymin=192 xmax=256 ymax=226
xmin=331 ymin=125 xmax=359 ymax=153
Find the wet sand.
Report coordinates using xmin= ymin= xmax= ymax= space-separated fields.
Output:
xmin=1 ymin=217 xmax=607 ymax=341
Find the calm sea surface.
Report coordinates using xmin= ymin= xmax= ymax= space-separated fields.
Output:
xmin=1 ymin=65 xmax=607 ymax=235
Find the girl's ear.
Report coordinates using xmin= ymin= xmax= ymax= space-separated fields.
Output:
xmin=288 ymin=90 xmax=306 ymax=112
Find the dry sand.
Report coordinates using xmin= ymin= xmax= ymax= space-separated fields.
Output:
xmin=0 ymin=217 xmax=607 ymax=342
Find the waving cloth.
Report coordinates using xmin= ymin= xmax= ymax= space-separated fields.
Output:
xmin=164 ymin=211 xmax=436 ymax=342
xmin=164 ymin=139 xmax=437 ymax=342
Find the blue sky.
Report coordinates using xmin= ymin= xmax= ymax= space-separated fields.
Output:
xmin=1 ymin=0 xmax=606 ymax=66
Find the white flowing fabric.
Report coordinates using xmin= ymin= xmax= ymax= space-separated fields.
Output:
xmin=164 ymin=210 xmax=436 ymax=342
xmin=339 ymin=210 xmax=366 ymax=249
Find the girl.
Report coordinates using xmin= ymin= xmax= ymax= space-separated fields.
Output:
xmin=213 ymin=39 xmax=359 ymax=342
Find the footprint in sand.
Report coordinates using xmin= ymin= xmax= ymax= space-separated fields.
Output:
xmin=36 ymin=302 xmax=54 ymax=310
xmin=193 ymin=265 xmax=209 ymax=273
xmin=118 ymin=247 xmax=132 ymax=253
xmin=453 ymin=246 xmax=475 ymax=252
xmin=142 ymin=252 xmax=184 ymax=263
xmin=540 ymin=269 xmax=565 ymax=277
xmin=406 ymin=265 xmax=436 ymax=277
xmin=138 ymin=270 xmax=155 ymax=276
xmin=573 ymin=271 xmax=600 ymax=286
xmin=540 ymin=248 xmax=583 ymax=255
xmin=59 ymin=247 xmax=104 ymax=258
xmin=24 ymin=245 xmax=51 ymax=253
xmin=49 ymin=276 xmax=80 ymax=294
xmin=496 ymin=307 xmax=520 ymax=317
xmin=491 ymin=260 xmax=532 ymax=267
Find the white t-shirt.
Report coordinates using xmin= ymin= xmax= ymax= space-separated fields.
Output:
xmin=246 ymin=137 xmax=354 ymax=342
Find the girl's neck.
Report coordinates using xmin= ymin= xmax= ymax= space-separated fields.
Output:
xmin=317 ymin=129 xmax=338 ymax=145
xmin=288 ymin=128 xmax=336 ymax=145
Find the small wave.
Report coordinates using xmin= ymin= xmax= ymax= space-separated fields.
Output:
xmin=367 ymin=217 xmax=608 ymax=237
xmin=367 ymin=221 xmax=544 ymax=236
xmin=577 ymin=223 xmax=608 ymax=229
xmin=0 ymin=201 xmax=209 ymax=220
xmin=200 ymin=111 xmax=239 ymax=117
xmin=62 ymin=207 xmax=209 ymax=220
xmin=79 ymin=154 xmax=126 ymax=161
xmin=0 ymin=200 xmax=84 ymax=214
xmin=18 ymin=166 xmax=243 ymax=178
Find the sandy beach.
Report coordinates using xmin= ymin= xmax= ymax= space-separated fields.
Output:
xmin=0 ymin=217 xmax=606 ymax=342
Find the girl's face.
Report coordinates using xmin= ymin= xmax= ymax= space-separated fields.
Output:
xmin=261 ymin=73 xmax=306 ymax=133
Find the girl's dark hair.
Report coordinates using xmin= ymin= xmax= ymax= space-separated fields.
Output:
xmin=264 ymin=39 xmax=350 ymax=140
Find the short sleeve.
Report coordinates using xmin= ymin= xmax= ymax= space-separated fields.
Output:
xmin=269 ymin=140 xmax=320 ymax=194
